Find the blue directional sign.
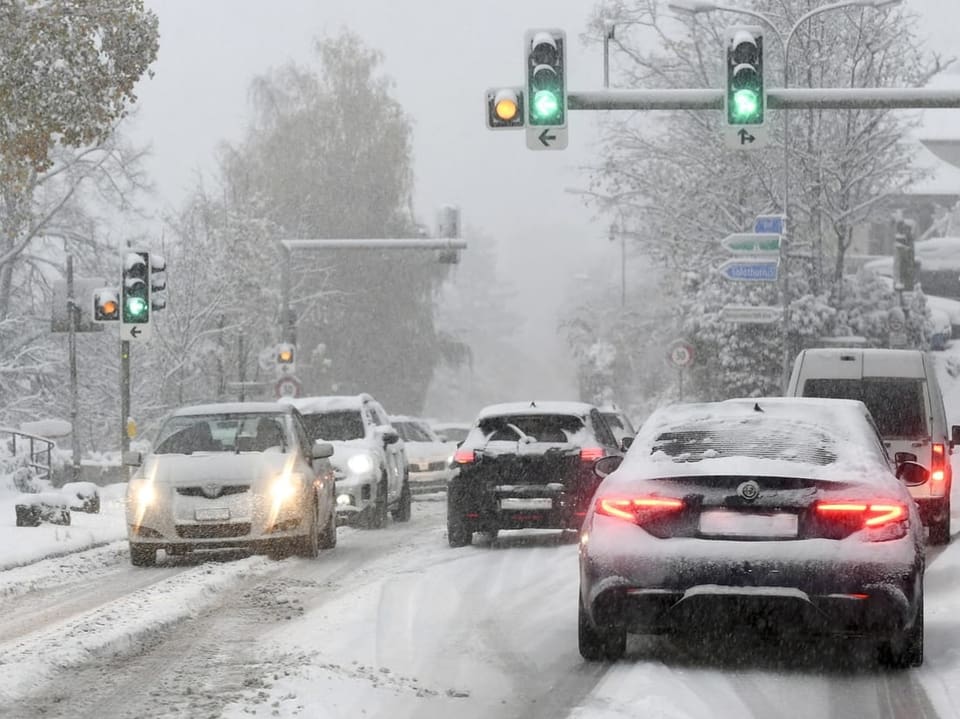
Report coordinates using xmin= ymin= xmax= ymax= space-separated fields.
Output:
xmin=753 ymin=215 xmax=785 ymax=234
xmin=719 ymin=258 xmax=779 ymax=282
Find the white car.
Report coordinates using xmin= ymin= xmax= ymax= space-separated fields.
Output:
xmin=124 ymin=402 xmax=337 ymax=566
xmin=390 ymin=415 xmax=458 ymax=494
xmin=289 ymin=394 xmax=411 ymax=528
xmin=430 ymin=422 xmax=472 ymax=445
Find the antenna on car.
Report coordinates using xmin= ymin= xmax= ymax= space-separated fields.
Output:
xmin=530 ymin=400 xmax=537 ymax=408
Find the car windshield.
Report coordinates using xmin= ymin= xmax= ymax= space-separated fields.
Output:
xmin=802 ymin=378 xmax=928 ymax=439
xmin=393 ymin=421 xmax=433 ymax=442
xmin=154 ymin=413 xmax=290 ymax=454
xmin=478 ymin=414 xmax=584 ymax=443
xmin=300 ymin=410 xmax=365 ymax=441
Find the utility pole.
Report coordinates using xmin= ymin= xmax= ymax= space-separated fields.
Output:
xmin=66 ymin=254 xmax=81 ymax=483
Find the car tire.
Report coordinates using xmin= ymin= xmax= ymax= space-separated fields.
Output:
xmin=392 ymin=481 xmax=412 ymax=522
xmin=130 ymin=543 xmax=157 ymax=567
xmin=928 ymin=499 xmax=951 ymax=545
xmin=879 ymin=593 xmax=924 ymax=668
xmin=295 ymin=498 xmax=320 ymax=559
xmin=447 ymin=515 xmax=472 ymax=548
xmin=578 ymin=595 xmax=626 ymax=662
xmin=319 ymin=500 xmax=338 ymax=550
xmin=364 ymin=477 xmax=389 ymax=530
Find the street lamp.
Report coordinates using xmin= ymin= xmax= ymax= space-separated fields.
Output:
xmin=668 ymin=0 xmax=903 ymax=387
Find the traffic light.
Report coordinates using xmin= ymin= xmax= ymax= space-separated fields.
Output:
xmin=122 ymin=250 xmax=150 ymax=324
xmin=525 ymin=30 xmax=566 ymax=127
xmin=726 ymin=27 xmax=764 ymax=125
xmin=92 ymin=287 xmax=120 ymax=322
xmin=277 ymin=343 xmax=295 ymax=365
xmin=486 ymin=87 xmax=524 ymax=129
xmin=150 ymin=253 xmax=167 ymax=311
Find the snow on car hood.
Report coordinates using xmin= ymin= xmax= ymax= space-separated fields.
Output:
xmin=139 ymin=451 xmax=293 ymax=486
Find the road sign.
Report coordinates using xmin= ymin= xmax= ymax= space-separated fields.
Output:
xmin=719 ymin=258 xmax=779 ymax=282
xmin=720 ymin=233 xmax=781 ymax=254
xmin=666 ymin=339 xmax=695 ymax=369
xmin=723 ymin=123 xmax=768 ymax=150
xmin=720 ymin=304 xmax=782 ymax=324
xmin=753 ymin=215 xmax=785 ymax=234
xmin=275 ymin=376 xmax=302 ymax=399
xmin=526 ymin=126 xmax=568 ymax=150
xmin=120 ymin=322 xmax=152 ymax=341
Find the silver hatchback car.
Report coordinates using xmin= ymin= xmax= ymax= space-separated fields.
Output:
xmin=125 ymin=402 xmax=337 ymax=566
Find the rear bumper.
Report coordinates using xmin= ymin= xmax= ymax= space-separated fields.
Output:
xmin=448 ymin=485 xmax=584 ymax=531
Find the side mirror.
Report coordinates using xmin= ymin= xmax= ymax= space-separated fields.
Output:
xmin=594 ymin=455 xmax=624 ymax=479
xmin=619 ymin=437 xmax=634 ymax=452
xmin=951 ymin=425 xmax=960 ymax=449
xmin=895 ymin=451 xmax=918 ymax=465
xmin=313 ymin=441 xmax=334 ymax=460
xmin=376 ymin=426 xmax=400 ymax=445
xmin=122 ymin=450 xmax=142 ymax=467
xmin=896 ymin=461 xmax=930 ymax=487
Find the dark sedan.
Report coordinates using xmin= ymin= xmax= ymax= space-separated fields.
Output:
xmin=578 ymin=397 xmax=925 ymax=667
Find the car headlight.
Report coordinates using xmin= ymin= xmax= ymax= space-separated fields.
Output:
xmin=347 ymin=453 xmax=374 ymax=475
xmin=336 ymin=493 xmax=353 ymax=506
xmin=129 ymin=480 xmax=156 ymax=507
xmin=271 ymin=473 xmax=303 ymax=501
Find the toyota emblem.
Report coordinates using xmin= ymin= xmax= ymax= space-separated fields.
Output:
xmin=737 ymin=480 xmax=760 ymax=502
xmin=202 ymin=483 xmax=222 ymax=499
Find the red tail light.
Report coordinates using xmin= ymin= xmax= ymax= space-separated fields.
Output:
xmin=580 ymin=447 xmax=605 ymax=462
xmin=453 ymin=449 xmax=476 ymax=464
xmin=816 ymin=500 xmax=908 ymax=538
xmin=596 ymin=496 xmax=684 ymax=524
xmin=931 ymin=443 xmax=946 ymax=482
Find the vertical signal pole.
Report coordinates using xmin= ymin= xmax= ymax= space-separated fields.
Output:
xmin=121 ymin=340 xmax=130 ymax=455
xmin=66 ymin=254 xmax=81 ymax=482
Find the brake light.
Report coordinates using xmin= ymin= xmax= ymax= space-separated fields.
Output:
xmin=816 ymin=501 xmax=908 ymax=534
xmin=931 ymin=443 xmax=946 ymax=482
xmin=453 ymin=449 xmax=476 ymax=464
xmin=580 ymin=447 xmax=604 ymax=462
xmin=596 ymin=496 xmax=684 ymax=523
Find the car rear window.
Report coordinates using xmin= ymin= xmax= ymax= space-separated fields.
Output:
xmin=802 ymin=378 xmax=927 ymax=439
xmin=478 ymin=414 xmax=585 ymax=443
xmin=651 ymin=420 xmax=837 ymax=465
xmin=300 ymin=411 xmax=365 ymax=441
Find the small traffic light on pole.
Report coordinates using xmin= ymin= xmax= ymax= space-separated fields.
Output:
xmin=122 ymin=251 xmax=150 ymax=324
xmin=526 ymin=30 xmax=567 ymax=127
xmin=92 ymin=287 xmax=120 ymax=322
xmin=726 ymin=27 xmax=765 ymax=126
xmin=486 ymin=87 xmax=524 ymax=129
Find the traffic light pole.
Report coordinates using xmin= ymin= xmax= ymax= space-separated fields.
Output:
xmin=121 ymin=340 xmax=130 ymax=456
xmin=66 ymin=254 xmax=81 ymax=483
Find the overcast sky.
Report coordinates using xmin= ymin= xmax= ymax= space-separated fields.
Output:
xmin=126 ymin=0 xmax=960 ymax=403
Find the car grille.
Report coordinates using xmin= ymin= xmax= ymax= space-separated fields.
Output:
xmin=176 ymin=523 xmax=251 ymax=539
xmin=412 ymin=461 xmax=447 ymax=472
xmin=176 ymin=485 xmax=249 ymax=498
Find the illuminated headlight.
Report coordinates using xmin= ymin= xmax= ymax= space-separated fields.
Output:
xmin=129 ymin=480 xmax=156 ymax=507
xmin=446 ymin=455 xmax=454 ymax=467
xmin=347 ymin=453 xmax=374 ymax=475
xmin=336 ymin=493 xmax=353 ymax=506
xmin=271 ymin=473 xmax=302 ymax=501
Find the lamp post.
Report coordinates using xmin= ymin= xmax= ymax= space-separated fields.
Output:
xmin=668 ymin=0 xmax=903 ymax=387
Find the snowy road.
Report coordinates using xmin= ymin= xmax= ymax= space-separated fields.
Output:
xmin=1 ymin=498 xmax=959 ymax=719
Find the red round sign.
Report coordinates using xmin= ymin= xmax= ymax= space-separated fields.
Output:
xmin=275 ymin=376 xmax=302 ymax=399
xmin=666 ymin=339 xmax=695 ymax=369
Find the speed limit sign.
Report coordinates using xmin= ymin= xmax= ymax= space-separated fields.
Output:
xmin=275 ymin=376 xmax=302 ymax=399
xmin=666 ymin=339 xmax=695 ymax=369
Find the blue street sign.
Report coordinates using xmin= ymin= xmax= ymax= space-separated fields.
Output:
xmin=719 ymin=258 xmax=779 ymax=282
xmin=753 ymin=215 xmax=785 ymax=235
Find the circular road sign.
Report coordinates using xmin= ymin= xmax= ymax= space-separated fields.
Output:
xmin=275 ymin=376 xmax=302 ymax=399
xmin=667 ymin=339 xmax=695 ymax=369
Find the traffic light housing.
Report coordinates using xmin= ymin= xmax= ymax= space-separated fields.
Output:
xmin=486 ymin=87 xmax=524 ymax=129
xmin=525 ymin=29 xmax=566 ymax=127
xmin=277 ymin=343 xmax=295 ymax=366
xmin=122 ymin=250 xmax=150 ymax=324
xmin=726 ymin=27 xmax=764 ymax=125
xmin=92 ymin=287 xmax=120 ymax=322
xmin=150 ymin=253 xmax=167 ymax=311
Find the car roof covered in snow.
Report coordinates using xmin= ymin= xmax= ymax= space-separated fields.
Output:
xmin=389 ymin=415 xmax=429 ymax=424
xmin=618 ymin=397 xmax=893 ymax=482
xmin=287 ymin=394 xmax=372 ymax=414
xmin=171 ymin=402 xmax=293 ymax=417
xmin=477 ymin=401 xmax=597 ymax=420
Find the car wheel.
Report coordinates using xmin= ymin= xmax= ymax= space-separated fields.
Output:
xmin=295 ymin=498 xmax=320 ymax=559
xmin=391 ymin=481 xmax=412 ymax=522
xmin=928 ymin=498 xmax=951 ymax=545
xmin=879 ymin=593 xmax=924 ymax=668
xmin=578 ymin=595 xmax=626 ymax=662
xmin=129 ymin=543 xmax=157 ymax=567
xmin=319 ymin=499 xmax=338 ymax=550
xmin=366 ymin=478 xmax=388 ymax=529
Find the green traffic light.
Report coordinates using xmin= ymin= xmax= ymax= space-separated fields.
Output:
xmin=126 ymin=296 xmax=148 ymax=318
xmin=732 ymin=89 xmax=760 ymax=120
xmin=532 ymin=90 xmax=560 ymax=121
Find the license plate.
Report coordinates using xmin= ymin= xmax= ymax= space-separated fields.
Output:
xmin=195 ymin=507 xmax=230 ymax=521
xmin=698 ymin=510 xmax=797 ymax=538
xmin=499 ymin=498 xmax=553 ymax=511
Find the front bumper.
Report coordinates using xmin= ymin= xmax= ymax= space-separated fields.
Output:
xmin=333 ymin=472 xmax=378 ymax=525
xmin=580 ymin=515 xmax=923 ymax=639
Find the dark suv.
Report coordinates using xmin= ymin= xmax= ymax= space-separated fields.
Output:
xmin=446 ymin=401 xmax=624 ymax=547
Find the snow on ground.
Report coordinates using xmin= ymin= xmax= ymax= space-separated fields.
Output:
xmin=0 ymin=483 xmax=127 ymax=570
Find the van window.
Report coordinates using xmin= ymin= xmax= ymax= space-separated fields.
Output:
xmin=802 ymin=378 xmax=928 ymax=439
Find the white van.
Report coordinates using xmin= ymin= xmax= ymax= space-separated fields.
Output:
xmin=787 ymin=348 xmax=957 ymax=544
